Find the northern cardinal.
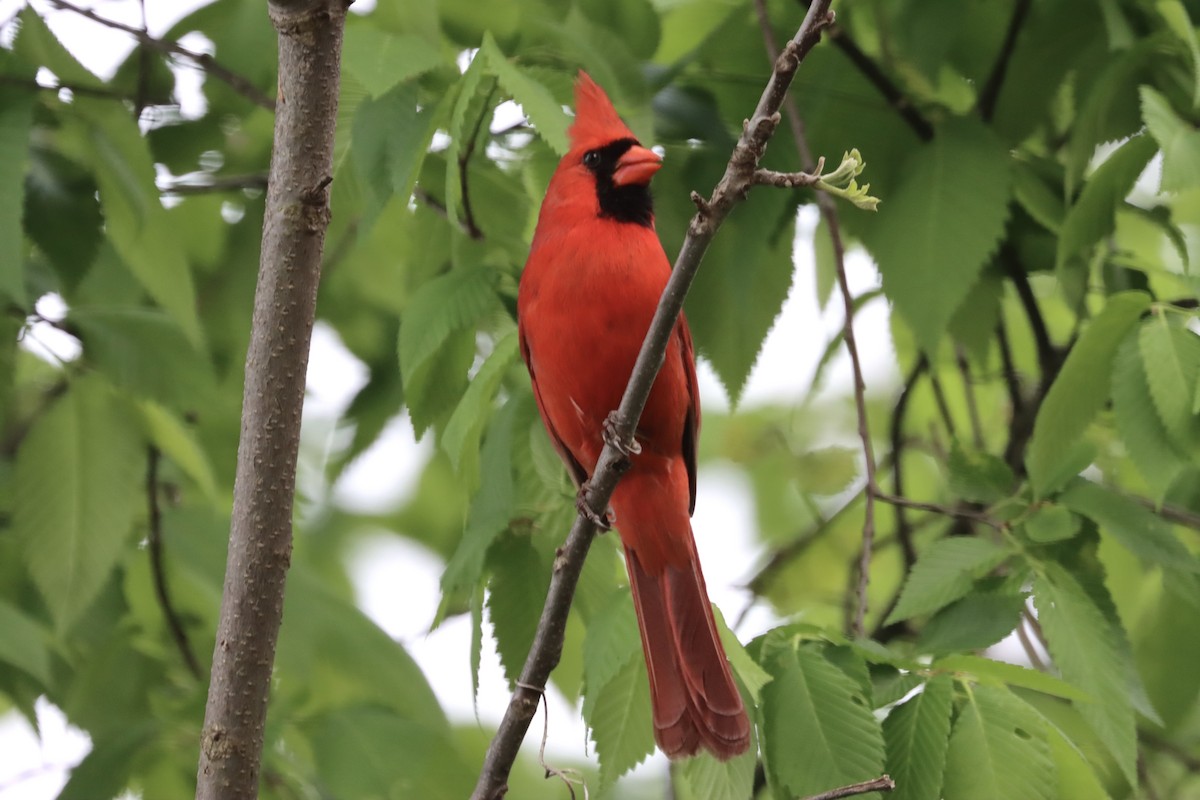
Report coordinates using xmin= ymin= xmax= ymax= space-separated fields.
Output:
xmin=517 ymin=72 xmax=751 ymax=760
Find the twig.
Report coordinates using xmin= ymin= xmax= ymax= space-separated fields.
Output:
xmin=146 ymin=447 xmax=202 ymax=679
xmin=928 ymin=372 xmax=957 ymax=439
xmin=0 ymin=74 xmax=129 ymax=100
xmin=1015 ymin=610 xmax=1047 ymax=672
xmin=999 ymin=245 xmax=1057 ymax=379
xmin=160 ymin=173 xmax=269 ymax=196
xmin=755 ymin=0 xmax=877 ymax=638
xmin=1122 ymin=493 xmax=1200 ymax=532
xmin=195 ymin=1 xmax=346 ymax=797
xmin=48 ymin=0 xmax=275 ymax=111
xmin=800 ymin=775 xmax=895 ymax=800
xmin=874 ymin=492 xmax=1003 ymax=530
xmin=889 ymin=358 xmax=926 ymax=569
xmin=470 ymin=6 xmax=837 ymax=797
xmin=956 ymin=347 xmax=985 ymax=448
xmin=458 ymin=82 xmax=496 ymax=240
xmin=976 ymin=0 xmax=1032 ymax=122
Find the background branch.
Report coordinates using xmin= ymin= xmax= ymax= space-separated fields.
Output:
xmin=471 ymin=4 xmax=837 ymax=797
xmin=49 ymin=0 xmax=276 ymax=110
xmin=146 ymin=447 xmax=202 ymax=679
xmin=194 ymin=1 xmax=346 ymax=797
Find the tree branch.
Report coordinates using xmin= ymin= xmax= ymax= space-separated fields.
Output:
xmin=48 ymin=0 xmax=276 ymax=111
xmin=801 ymin=775 xmax=895 ymax=800
xmin=889 ymin=357 xmax=927 ymax=570
xmin=471 ymin=6 xmax=837 ymax=797
xmin=195 ymin=1 xmax=347 ymax=797
xmin=0 ymin=73 xmax=130 ymax=100
xmin=146 ymin=447 xmax=202 ymax=679
xmin=976 ymin=0 xmax=1032 ymax=122
xmin=754 ymin=0 xmax=877 ymax=638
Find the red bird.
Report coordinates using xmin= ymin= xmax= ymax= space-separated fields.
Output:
xmin=517 ymin=72 xmax=751 ymax=760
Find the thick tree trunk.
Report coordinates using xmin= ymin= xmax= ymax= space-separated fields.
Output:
xmin=195 ymin=1 xmax=347 ymax=797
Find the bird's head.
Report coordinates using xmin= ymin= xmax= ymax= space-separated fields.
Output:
xmin=565 ymin=71 xmax=662 ymax=227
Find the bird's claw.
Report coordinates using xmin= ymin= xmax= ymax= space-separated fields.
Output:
xmin=576 ymin=482 xmax=615 ymax=531
xmin=603 ymin=412 xmax=641 ymax=457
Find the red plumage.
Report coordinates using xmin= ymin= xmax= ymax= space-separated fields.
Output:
xmin=517 ymin=72 xmax=751 ymax=760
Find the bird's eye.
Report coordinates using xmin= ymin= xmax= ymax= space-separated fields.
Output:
xmin=583 ymin=150 xmax=601 ymax=168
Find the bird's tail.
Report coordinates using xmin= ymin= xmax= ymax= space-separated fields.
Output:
xmin=621 ymin=533 xmax=751 ymax=760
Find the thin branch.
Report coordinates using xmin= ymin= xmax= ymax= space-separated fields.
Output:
xmin=160 ymin=173 xmax=269 ymax=196
xmin=0 ymin=73 xmax=130 ymax=100
xmin=928 ymin=372 xmax=957 ymax=439
xmin=800 ymin=775 xmax=895 ymax=800
xmin=1123 ymin=493 xmax=1200 ymax=532
xmin=874 ymin=491 xmax=1003 ymax=531
xmin=471 ymin=6 xmax=837 ymax=797
xmin=756 ymin=0 xmax=877 ymax=638
xmin=999 ymin=245 xmax=1057 ymax=379
xmin=146 ymin=447 xmax=202 ymax=679
xmin=976 ymin=0 xmax=1032 ymax=122
xmin=1015 ymin=610 xmax=1048 ymax=672
xmin=889 ymin=357 xmax=926 ymax=570
xmin=956 ymin=347 xmax=985 ymax=448
xmin=48 ymin=0 xmax=276 ymax=111
xmin=458 ymin=83 xmax=496 ymax=240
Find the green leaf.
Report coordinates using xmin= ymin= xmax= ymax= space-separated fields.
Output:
xmin=1034 ymin=564 xmax=1138 ymax=785
xmin=1157 ymin=0 xmax=1200 ymax=105
xmin=1141 ymin=86 xmax=1200 ymax=193
xmin=582 ymin=589 xmax=641 ymax=717
xmin=441 ymin=330 xmax=519 ymax=486
xmin=65 ymin=100 xmax=202 ymax=345
xmin=352 ymin=81 xmax=441 ymax=227
xmin=478 ymin=33 xmax=570 ymax=155
xmin=887 ymin=537 xmax=1013 ymax=623
xmin=399 ymin=267 xmax=501 ymax=388
xmin=684 ymin=177 xmax=796 ymax=403
xmin=1026 ymin=290 xmax=1151 ymax=495
xmin=139 ymin=401 xmax=219 ymax=501
xmin=918 ymin=591 xmax=1026 ymax=655
xmin=942 ymin=685 xmax=1054 ymax=800
xmin=761 ymin=645 xmax=885 ymax=799
xmin=23 ymin=147 xmax=104 ymax=289
xmin=883 ymin=675 xmax=953 ymax=800
xmin=305 ymin=707 xmax=472 ymax=800
xmin=673 ymin=744 xmax=757 ymax=800
xmin=1057 ymin=135 xmax=1157 ymax=270
xmin=947 ymin=442 xmax=1015 ymax=504
xmin=13 ymin=7 xmax=103 ymax=87
xmin=587 ymin=654 xmax=656 ymax=787
xmin=0 ymin=87 xmax=33 ymax=304
xmin=933 ymin=654 xmax=1092 ymax=703
xmin=486 ymin=533 xmax=551 ymax=685
xmin=1111 ymin=330 xmax=1189 ymax=494
xmin=1139 ymin=315 xmax=1200 ymax=453
xmin=70 ymin=307 xmax=216 ymax=410
xmin=0 ymin=599 xmax=52 ymax=685
xmin=715 ymin=606 xmax=772 ymax=704
xmin=795 ymin=446 xmax=859 ymax=496
xmin=57 ymin=722 xmax=159 ymax=800
xmin=342 ymin=24 xmax=445 ymax=97
xmin=1023 ymin=503 xmax=1081 ymax=543
xmin=1046 ymin=722 xmax=1112 ymax=800
xmin=14 ymin=378 xmax=145 ymax=632
xmin=1059 ymin=479 xmax=1199 ymax=573
xmin=863 ymin=118 xmax=1011 ymax=354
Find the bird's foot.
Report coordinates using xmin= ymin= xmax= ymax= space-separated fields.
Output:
xmin=576 ymin=481 xmax=615 ymax=532
xmin=602 ymin=412 xmax=641 ymax=457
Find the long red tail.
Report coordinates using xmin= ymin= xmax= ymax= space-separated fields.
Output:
xmin=621 ymin=527 xmax=750 ymax=759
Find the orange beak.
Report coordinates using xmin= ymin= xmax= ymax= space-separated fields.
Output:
xmin=612 ymin=145 xmax=663 ymax=187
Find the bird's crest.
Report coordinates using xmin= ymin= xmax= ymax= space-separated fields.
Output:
xmin=568 ymin=71 xmax=638 ymax=152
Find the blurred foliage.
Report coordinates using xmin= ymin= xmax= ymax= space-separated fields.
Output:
xmin=1 ymin=0 xmax=1200 ymax=798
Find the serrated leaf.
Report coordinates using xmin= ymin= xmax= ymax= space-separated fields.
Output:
xmin=883 ymin=675 xmax=953 ymax=800
xmin=761 ymin=645 xmax=885 ymax=799
xmin=684 ymin=180 xmax=795 ymax=404
xmin=1012 ymin=162 xmax=1064 ymax=233
xmin=442 ymin=331 xmax=519 ymax=486
xmin=14 ymin=378 xmax=144 ymax=632
xmin=1111 ymin=331 xmax=1189 ymax=494
xmin=486 ymin=534 xmax=551 ymax=685
xmin=12 ymin=7 xmax=103 ymax=87
xmin=1034 ymin=565 xmax=1137 ymax=785
xmin=864 ymin=118 xmax=1011 ymax=354
xmin=673 ymin=742 xmax=757 ymax=800
xmin=1026 ymin=291 xmax=1151 ymax=495
xmin=1057 ymin=135 xmax=1157 ymax=270
xmin=352 ymin=81 xmax=440 ymax=227
xmin=942 ymin=685 xmax=1054 ymax=800
xmin=587 ymin=654 xmax=656 ymax=787
xmin=1141 ymin=86 xmax=1200 ymax=193
xmin=399 ymin=267 xmax=501 ymax=387
xmin=887 ymin=537 xmax=1013 ymax=623
xmin=947 ymin=442 xmax=1015 ymax=504
xmin=0 ymin=599 xmax=52 ymax=685
xmin=342 ymin=25 xmax=444 ymax=98
xmin=478 ymin=33 xmax=570 ymax=155
xmin=919 ymin=591 xmax=1026 ymax=655
xmin=715 ymin=606 xmax=772 ymax=704
xmin=582 ymin=590 xmax=641 ymax=718
xmin=1139 ymin=315 xmax=1200 ymax=452
xmin=1059 ymin=479 xmax=1199 ymax=573
xmin=1157 ymin=0 xmax=1200 ymax=105
xmin=23 ymin=147 xmax=104 ymax=289
xmin=0 ymin=87 xmax=33 ymax=303
xmin=934 ymin=654 xmax=1092 ymax=703
xmin=1024 ymin=503 xmax=1081 ymax=543
xmin=873 ymin=669 xmax=926 ymax=709
xmin=65 ymin=100 xmax=202 ymax=345
xmin=1046 ymin=722 xmax=1111 ymax=800
xmin=305 ymin=707 xmax=472 ymax=800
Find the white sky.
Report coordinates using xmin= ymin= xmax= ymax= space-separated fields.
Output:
xmin=0 ymin=2 xmax=898 ymax=796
